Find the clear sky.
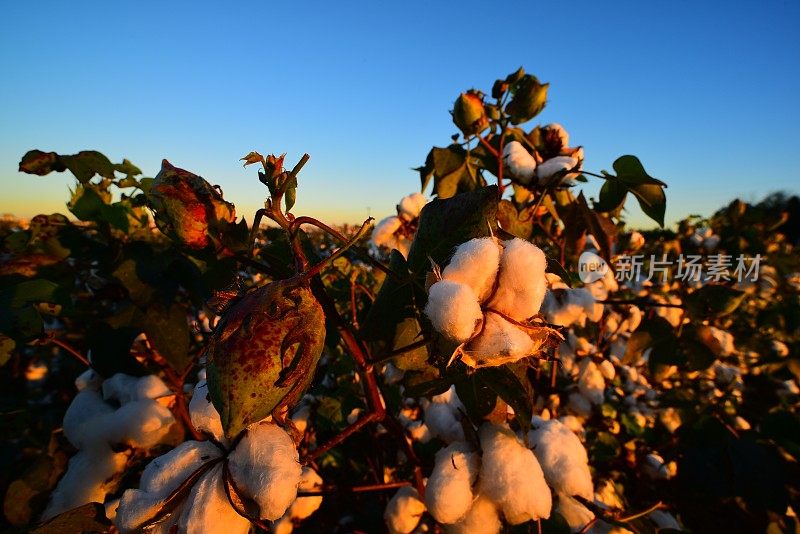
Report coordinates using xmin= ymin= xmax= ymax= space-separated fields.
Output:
xmin=1 ymin=0 xmax=799 ymax=229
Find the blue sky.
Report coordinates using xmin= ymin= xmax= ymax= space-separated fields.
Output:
xmin=1 ymin=0 xmax=799 ymax=228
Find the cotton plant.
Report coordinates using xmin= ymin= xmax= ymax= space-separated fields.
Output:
xmin=502 ymin=123 xmax=585 ymax=187
xmin=113 ymin=380 xmax=307 ymax=533
xmin=42 ymin=370 xmax=178 ymax=520
xmin=370 ymin=192 xmax=427 ymax=258
xmin=423 ymin=236 xmax=562 ymax=368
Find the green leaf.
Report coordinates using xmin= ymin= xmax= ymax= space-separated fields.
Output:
xmin=612 ymin=155 xmax=666 ymax=187
xmin=418 ymin=145 xmax=482 ymax=199
xmin=69 ymin=185 xmax=131 ymax=232
xmin=505 ymin=74 xmax=549 ymax=125
xmin=595 ymin=179 xmax=627 ymax=212
xmin=31 ymin=503 xmax=111 ymax=534
xmin=455 ymin=374 xmax=497 ymax=420
xmin=496 ymin=199 xmax=532 ymax=239
xmin=479 ymin=362 xmax=533 ymax=434
xmin=628 ymin=182 xmax=667 ymax=227
xmin=545 ymin=257 xmax=572 ymax=288
xmin=685 ymin=285 xmax=746 ymax=320
xmin=114 ymin=158 xmax=142 ymax=178
xmin=0 ymin=334 xmax=15 ymax=367
xmin=18 ymin=150 xmax=65 ymax=175
xmin=136 ymin=303 xmax=191 ymax=371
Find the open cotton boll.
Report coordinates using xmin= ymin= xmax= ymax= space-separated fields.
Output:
xmin=426 ymin=441 xmax=480 ymax=524
xmin=556 ymin=493 xmax=595 ymax=532
xmin=75 ymin=369 xmax=102 ymax=391
xmin=424 ymin=385 xmax=466 ymax=443
xmin=398 ymin=192 xmax=427 ymax=221
xmin=103 ymin=373 xmax=171 ymax=404
xmin=385 ymin=486 xmax=426 ymax=534
xmin=425 ymin=280 xmax=483 ymax=343
xmin=227 ymin=422 xmax=302 ymax=520
xmin=442 ymin=238 xmax=501 ymax=302
xmin=487 ymin=239 xmax=547 ymax=321
xmin=115 ymin=440 xmax=223 ymax=532
xmin=536 ymin=156 xmax=578 ymax=184
xmin=567 ymin=392 xmax=593 ymax=418
xmin=446 ymin=495 xmax=502 ymax=534
xmin=42 ymin=446 xmax=128 ymax=520
xmin=372 ymin=216 xmax=403 ymax=247
xmin=542 ymin=288 xmax=598 ymax=327
xmin=503 ymin=141 xmax=537 ymax=185
xmin=287 ymin=467 xmax=324 ymax=521
xmin=189 ymin=380 xmax=226 ymax=444
xmin=599 ymin=359 xmax=616 ymax=381
xmin=466 ymin=313 xmax=535 ymax=367
xmin=478 ymin=424 xmax=551 ymax=524
xmin=178 ymin=464 xmax=251 ymax=534
xmin=63 ymin=389 xmax=116 ymax=449
xmin=528 ymin=418 xmax=593 ymax=500
xmin=578 ymin=360 xmax=605 ymax=406
xmin=106 ymin=400 xmax=175 ymax=449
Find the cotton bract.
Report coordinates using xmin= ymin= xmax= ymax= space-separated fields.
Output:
xmin=424 ymin=237 xmax=550 ymax=368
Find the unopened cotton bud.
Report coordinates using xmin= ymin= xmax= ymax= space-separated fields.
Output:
xmin=424 ymin=280 xmax=483 ymax=343
xmin=487 ymin=238 xmax=547 ymax=321
xmin=446 ymin=495 xmax=502 ymax=534
xmin=502 ymin=141 xmax=537 ymax=185
xmin=478 ymin=424 xmax=551 ymax=524
xmin=535 ymin=156 xmax=578 ymax=184
xmin=426 ymin=442 xmax=480 ymax=524
xmin=452 ymin=91 xmax=489 ymax=136
xmin=442 ymin=238 xmax=501 ymax=302
xmin=385 ymin=487 xmax=426 ymax=534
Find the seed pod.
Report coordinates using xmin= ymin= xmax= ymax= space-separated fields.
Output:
xmin=148 ymin=160 xmax=236 ymax=250
xmin=205 ymin=277 xmax=326 ymax=438
xmin=452 ymin=90 xmax=489 ymax=137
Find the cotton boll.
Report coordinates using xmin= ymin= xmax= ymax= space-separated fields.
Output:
xmin=556 ymin=493 xmax=595 ymax=532
xmin=599 ymin=360 xmax=616 ymax=381
xmin=116 ymin=441 xmax=223 ymax=532
xmin=228 ymin=422 xmax=302 ymax=520
xmin=285 ymin=467 xmax=324 ymax=521
xmin=536 ymin=156 xmax=578 ymax=184
xmin=503 ymin=141 xmax=537 ymax=185
xmin=567 ymin=392 xmax=593 ymax=417
xmin=528 ymin=418 xmax=593 ymax=500
xmin=543 ymin=288 xmax=598 ymax=327
xmin=424 ymin=385 xmax=466 ymax=443
xmin=189 ymin=380 xmax=226 ymax=443
xmin=408 ymin=420 xmax=433 ymax=443
xmin=385 ymin=487 xmax=426 ymax=534
xmin=487 ymin=239 xmax=547 ymax=321
xmin=659 ymin=408 xmax=682 ymax=433
xmin=42 ymin=446 xmax=128 ymax=520
xmin=442 ymin=238 xmax=501 ymax=302
xmin=178 ymin=464 xmax=251 ymax=534
xmin=425 ymin=280 xmax=483 ymax=343
xmin=75 ymin=369 xmax=102 ymax=391
xmin=478 ymin=424 xmax=551 ymax=524
xmin=466 ymin=313 xmax=535 ymax=367
xmin=398 ymin=193 xmax=427 ymax=222
xmin=446 ymin=495 xmax=502 ymax=534
xmin=372 ymin=216 xmax=403 ymax=247
xmin=426 ymin=441 xmax=480 ymax=524
xmin=63 ymin=389 xmax=116 ymax=449
xmin=543 ymin=123 xmax=570 ymax=149
xmin=107 ymin=400 xmax=175 ymax=449
xmin=102 ymin=373 xmax=170 ymax=404
xmin=578 ymin=360 xmax=605 ymax=406
xmin=290 ymin=403 xmax=311 ymax=435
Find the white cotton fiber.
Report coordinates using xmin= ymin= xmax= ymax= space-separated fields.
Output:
xmin=536 ymin=156 xmax=578 ymax=184
xmin=42 ymin=445 xmax=128 ymax=520
xmin=528 ymin=417 xmax=593 ymax=500
xmin=478 ymin=424 xmax=551 ymax=524
xmin=442 ymin=238 xmax=501 ymax=302
xmin=543 ymin=123 xmax=570 ymax=148
xmin=599 ymin=359 xmax=616 ymax=381
xmin=578 ymin=360 xmax=605 ymax=406
xmin=466 ymin=313 xmax=535 ymax=367
xmin=425 ymin=280 xmax=483 ymax=343
xmin=398 ymin=192 xmax=427 ymax=222
xmin=75 ymin=369 xmax=102 ymax=391
xmin=106 ymin=400 xmax=175 ymax=449
xmin=115 ymin=440 xmax=223 ymax=532
xmin=189 ymin=380 xmax=226 ymax=444
xmin=227 ymin=422 xmax=302 ymax=520
xmin=487 ymin=239 xmax=547 ymax=321
xmin=177 ymin=464 xmax=251 ymax=534
xmin=371 ymin=216 xmax=403 ymax=247
xmin=424 ymin=386 xmax=466 ymax=443
xmin=446 ymin=494 xmax=502 ymax=534
xmin=426 ymin=441 xmax=480 ymax=524
xmin=62 ymin=389 xmax=116 ymax=449
xmin=286 ymin=467 xmax=324 ymax=521
xmin=384 ymin=486 xmax=426 ymax=534
xmin=102 ymin=373 xmax=170 ymax=404
xmin=556 ymin=492 xmax=595 ymax=531
xmin=503 ymin=141 xmax=537 ymax=185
